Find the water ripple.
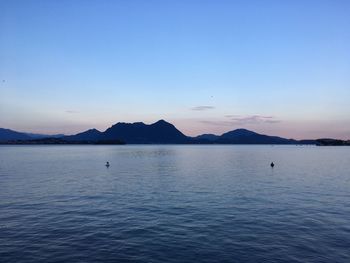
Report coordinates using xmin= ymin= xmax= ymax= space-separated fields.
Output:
xmin=0 ymin=145 xmax=350 ymax=262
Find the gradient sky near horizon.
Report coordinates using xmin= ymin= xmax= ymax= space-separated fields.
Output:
xmin=1 ymin=0 xmax=350 ymax=139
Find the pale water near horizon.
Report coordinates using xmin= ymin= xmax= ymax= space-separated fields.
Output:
xmin=0 ymin=145 xmax=349 ymax=262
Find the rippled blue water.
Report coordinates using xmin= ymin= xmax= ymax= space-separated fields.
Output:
xmin=0 ymin=145 xmax=350 ymax=262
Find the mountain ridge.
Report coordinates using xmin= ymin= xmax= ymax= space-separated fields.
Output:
xmin=0 ymin=120 xmax=322 ymax=144
xmin=102 ymin=119 xmax=190 ymax=144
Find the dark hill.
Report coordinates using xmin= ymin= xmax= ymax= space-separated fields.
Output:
xmin=194 ymin=134 xmax=220 ymax=141
xmin=216 ymin=128 xmax=296 ymax=144
xmin=64 ymin=129 xmax=102 ymax=142
xmin=103 ymin=119 xmax=190 ymax=144
xmin=0 ymin=128 xmax=32 ymax=141
xmin=25 ymin=133 xmax=65 ymax=139
xmin=316 ymin=138 xmax=350 ymax=146
xmin=0 ymin=122 xmax=317 ymax=145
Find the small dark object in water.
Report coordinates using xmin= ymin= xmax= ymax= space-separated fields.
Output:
xmin=106 ymin=161 xmax=110 ymax=167
xmin=270 ymin=162 xmax=275 ymax=168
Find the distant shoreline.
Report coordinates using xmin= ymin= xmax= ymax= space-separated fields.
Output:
xmin=1 ymin=141 xmax=349 ymax=146
xmin=0 ymin=140 xmax=321 ymax=146
xmin=0 ymin=138 xmax=125 ymax=145
xmin=1 ymin=121 xmax=348 ymax=145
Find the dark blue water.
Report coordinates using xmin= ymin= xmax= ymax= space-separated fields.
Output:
xmin=0 ymin=145 xmax=349 ymax=262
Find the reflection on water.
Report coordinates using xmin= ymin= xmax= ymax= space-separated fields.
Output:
xmin=0 ymin=145 xmax=350 ymax=262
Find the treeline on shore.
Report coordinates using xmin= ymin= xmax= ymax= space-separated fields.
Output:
xmin=1 ymin=138 xmax=125 ymax=145
xmin=316 ymin=139 xmax=350 ymax=146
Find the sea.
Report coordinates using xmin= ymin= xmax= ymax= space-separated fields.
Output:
xmin=0 ymin=145 xmax=349 ymax=262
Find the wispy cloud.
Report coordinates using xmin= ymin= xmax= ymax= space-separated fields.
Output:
xmin=199 ymin=120 xmax=235 ymax=126
xmin=200 ymin=115 xmax=281 ymax=126
xmin=65 ymin=110 xmax=79 ymax=114
xmin=225 ymin=115 xmax=281 ymax=124
xmin=191 ymin=106 xmax=215 ymax=111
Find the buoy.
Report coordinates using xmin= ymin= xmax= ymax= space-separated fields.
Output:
xmin=106 ymin=161 xmax=110 ymax=167
xmin=270 ymin=162 xmax=274 ymax=168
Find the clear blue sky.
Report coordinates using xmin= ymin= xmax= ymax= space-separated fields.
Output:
xmin=1 ymin=0 xmax=349 ymax=139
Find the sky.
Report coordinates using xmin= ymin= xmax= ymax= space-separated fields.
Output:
xmin=1 ymin=0 xmax=349 ymax=139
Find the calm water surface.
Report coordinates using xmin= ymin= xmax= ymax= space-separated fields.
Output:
xmin=0 ymin=145 xmax=349 ymax=262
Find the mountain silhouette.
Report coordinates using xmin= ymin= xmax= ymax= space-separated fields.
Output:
xmin=25 ymin=133 xmax=65 ymax=139
xmin=1 ymin=121 xmax=318 ymax=144
xmin=65 ymin=129 xmax=102 ymax=142
xmin=216 ymin=128 xmax=296 ymax=144
xmin=102 ymin=120 xmax=190 ymax=144
xmin=194 ymin=134 xmax=220 ymax=141
xmin=0 ymin=128 xmax=66 ymax=142
xmin=0 ymin=128 xmax=32 ymax=141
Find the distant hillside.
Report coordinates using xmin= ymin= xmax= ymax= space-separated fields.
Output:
xmin=194 ymin=134 xmax=220 ymax=141
xmin=25 ymin=133 xmax=65 ymax=139
xmin=102 ymin=120 xmax=190 ymax=144
xmin=62 ymin=120 xmax=190 ymax=144
xmin=0 ymin=128 xmax=66 ymax=142
xmin=64 ymin=129 xmax=103 ymax=142
xmin=1 ymin=121 xmax=319 ymax=145
xmin=316 ymin=139 xmax=350 ymax=146
xmin=194 ymin=129 xmax=316 ymax=145
xmin=0 ymin=128 xmax=32 ymax=141
xmin=217 ymin=128 xmax=296 ymax=144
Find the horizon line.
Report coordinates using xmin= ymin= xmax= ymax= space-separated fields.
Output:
xmin=1 ymin=119 xmax=348 ymax=141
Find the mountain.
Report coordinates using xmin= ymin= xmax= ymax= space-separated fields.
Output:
xmin=0 ymin=121 xmax=318 ymax=144
xmin=25 ymin=133 xmax=65 ymax=139
xmin=194 ymin=134 xmax=220 ymax=141
xmin=216 ymin=128 xmax=295 ymax=144
xmin=0 ymin=128 xmax=66 ymax=142
xmin=1 ymin=120 xmax=190 ymax=144
xmin=0 ymin=128 xmax=32 ymax=141
xmin=316 ymin=138 xmax=350 ymax=146
xmin=64 ymin=129 xmax=102 ymax=142
xmin=93 ymin=124 xmax=310 ymax=145
xmin=102 ymin=120 xmax=190 ymax=144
